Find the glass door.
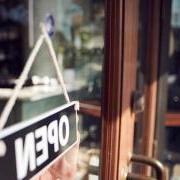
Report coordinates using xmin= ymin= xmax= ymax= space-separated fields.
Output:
xmin=100 ymin=0 xmax=166 ymax=179
xmin=156 ymin=0 xmax=180 ymax=179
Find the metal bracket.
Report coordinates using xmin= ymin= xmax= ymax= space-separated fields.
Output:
xmin=131 ymin=91 xmax=145 ymax=114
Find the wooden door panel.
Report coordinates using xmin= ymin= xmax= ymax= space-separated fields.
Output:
xmin=119 ymin=0 xmax=139 ymax=177
xmin=100 ymin=0 xmax=124 ymax=179
xmin=100 ymin=0 xmax=139 ymax=179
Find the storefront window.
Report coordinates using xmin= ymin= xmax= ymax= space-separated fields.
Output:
xmin=0 ymin=0 xmax=104 ymax=179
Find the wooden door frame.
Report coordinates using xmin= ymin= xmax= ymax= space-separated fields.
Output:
xmin=100 ymin=0 xmax=124 ymax=178
xmin=100 ymin=0 xmax=139 ymax=179
xmin=133 ymin=0 xmax=162 ymax=175
xmin=139 ymin=0 xmax=171 ymax=166
xmin=141 ymin=0 xmax=161 ymax=162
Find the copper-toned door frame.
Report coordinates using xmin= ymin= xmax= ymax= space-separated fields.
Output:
xmin=139 ymin=0 xmax=172 ymax=169
xmin=100 ymin=0 xmax=139 ymax=179
xmin=100 ymin=0 xmax=124 ymax=178
xmin=140 ymin=0 xmax=162 ymax=174
xmin=79 ymin=0 xmax=165 ymax=179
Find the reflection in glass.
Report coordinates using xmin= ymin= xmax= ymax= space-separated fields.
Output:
xmin=168 ymin=0 xmax=180 ymax=111
xmin=0 ymin=0 xmax=104 ymax=179
xmin=54 ymin=0 xmax=104 ymax=102
xmin=165 ymin=0 xmax=180 ymax=178
xmin=32 ymin=0 xmax=104 ymax=179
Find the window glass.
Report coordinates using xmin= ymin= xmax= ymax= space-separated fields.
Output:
xmin=0 ymin=0 xmax=104 ymax=179
xmin=32 ymin=0 xmax=104 ymax=103
xmin=168 ymin=0 xmax=180 ymax=111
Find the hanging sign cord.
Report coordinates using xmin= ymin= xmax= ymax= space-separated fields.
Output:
xmin=40 ymin=24 xmax=70 ymax=103
xmin=0 ymin=23 xmax=71 ymax=130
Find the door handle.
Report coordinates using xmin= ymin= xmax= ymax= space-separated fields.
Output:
xmin=127 ymin=154 xmax=167 ymax=180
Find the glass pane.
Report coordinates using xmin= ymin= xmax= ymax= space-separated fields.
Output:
xmin=133 ymin=0 xmax=180 ymax=177
xmin=0 ymin=0 xmax=104 ymax=179
xmin=168 ymin=0 xmax=180 ymax=112
xmin=32 ymin=0 xmax=104 ymax=103
xmin=166 ymin=0 xmax=180 ymax=178
xmin=157 ymin=0 xmax=180 ymax=179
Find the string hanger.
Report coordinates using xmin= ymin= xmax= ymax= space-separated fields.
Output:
xmin=0 ymin=23 xmax=70 ymax=130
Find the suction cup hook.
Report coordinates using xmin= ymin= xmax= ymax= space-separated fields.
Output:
xmin=44 ymin=14 xmax=55 ymax=37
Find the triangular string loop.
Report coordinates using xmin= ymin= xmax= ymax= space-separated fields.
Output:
xmin=0 ymin=23 xmax=70 ymax=130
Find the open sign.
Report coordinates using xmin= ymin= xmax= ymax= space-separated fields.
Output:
xmin=0 ymin=101 xmax=79 ymax=180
